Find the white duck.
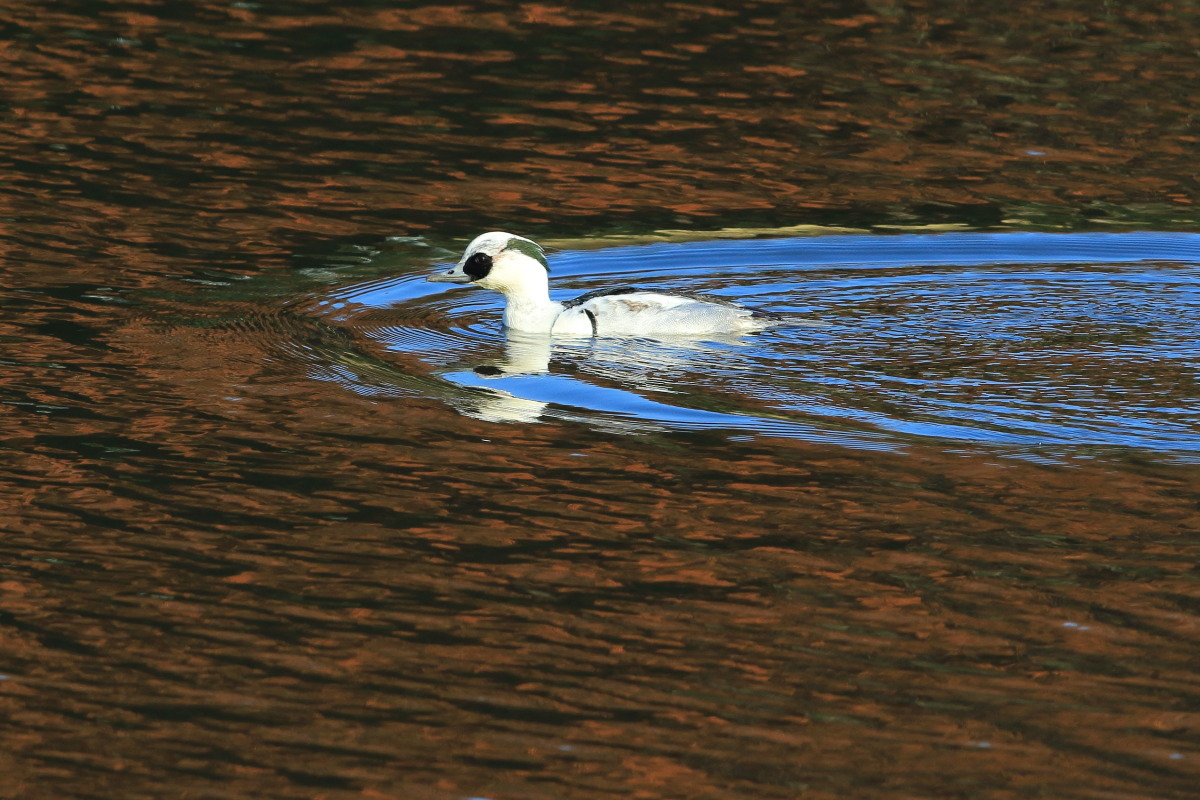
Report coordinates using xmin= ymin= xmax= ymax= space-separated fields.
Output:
xmin=427 ymin=231 xmax=785 ymax=337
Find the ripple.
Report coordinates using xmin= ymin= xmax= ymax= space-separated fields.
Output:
xmin=298 ymin=231 xmax=1200 ymax=461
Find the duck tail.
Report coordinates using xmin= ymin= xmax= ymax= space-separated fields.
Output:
xmin=751 ymin=308 xmax=830 ymax=328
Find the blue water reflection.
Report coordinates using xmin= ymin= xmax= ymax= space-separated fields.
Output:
xmin=313 ymin=231 xmax=1200 ymax=461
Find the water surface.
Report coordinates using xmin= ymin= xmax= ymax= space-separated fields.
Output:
xmin=2 ymin=1 xmax=1200 ymax=799
xmin=308 ymin=231 xmax=1200 ymax=460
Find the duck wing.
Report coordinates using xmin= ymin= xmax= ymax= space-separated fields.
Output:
xmin=561 ymin=286 xmax=647 ymax=309
xmin=558 ymin=289 xmax=772 ymax=336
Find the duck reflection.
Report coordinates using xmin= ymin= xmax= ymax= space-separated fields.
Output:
xmin=445 ymin=329 xmax=762 ymax=425
xmin=470 ymin=330 xmax=554 ymax=377
xmin=299 ymin=312 xmax=774 ymax=430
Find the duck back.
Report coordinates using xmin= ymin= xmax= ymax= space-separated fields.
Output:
xmin=552 ymin=288 xmax=776 ymax=337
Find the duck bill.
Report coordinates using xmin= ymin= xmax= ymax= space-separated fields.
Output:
xmin=427 ymin=268 xmax=472 ymax=283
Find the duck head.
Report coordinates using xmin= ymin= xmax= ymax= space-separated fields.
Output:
xmin=427 ymin=232 xmax=550 ymax=296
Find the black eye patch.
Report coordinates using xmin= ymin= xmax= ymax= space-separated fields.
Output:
xmin=463 ymin=252 xmax=493 ymax=280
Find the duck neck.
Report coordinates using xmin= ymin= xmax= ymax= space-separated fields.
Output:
xmin=502 ymin=293 xmax=562 ymax=333
xmin=492 ymin=269 xmax=561 ymax=332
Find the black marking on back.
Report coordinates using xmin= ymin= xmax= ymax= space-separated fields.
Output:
xmin=583 ymin=309 xmax=598 ymax=335
xmin=564 ymin=286 xmax=772 ymax=316
xmin=463 ymin=252 xmax=493 ymax=281
xmin=562 ymin=286 xmax=644 ymax=310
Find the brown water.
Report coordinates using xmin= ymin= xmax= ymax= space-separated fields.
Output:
xmin=2 ymin=2 xmax=1200 ymax=799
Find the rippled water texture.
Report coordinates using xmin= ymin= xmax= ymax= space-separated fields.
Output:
xmin=3 ymin=2 xmax=1200 ymax=799
xmin=314 ymin=231 xmax=1200 ymax=459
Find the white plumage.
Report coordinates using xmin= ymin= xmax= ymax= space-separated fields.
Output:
xmin=427 ymin=231 xmax=785 ymax=337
